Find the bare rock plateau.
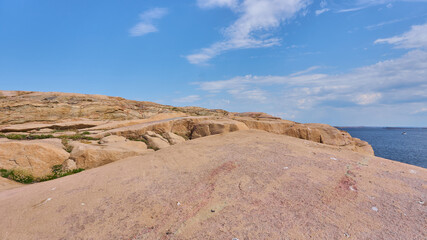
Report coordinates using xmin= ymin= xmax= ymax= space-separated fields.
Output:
xmin=0 ymin=90 xmax=425 ymax=239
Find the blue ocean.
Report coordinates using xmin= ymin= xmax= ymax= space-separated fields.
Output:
xmin=338 ymin=127 xmax=427 ymax=168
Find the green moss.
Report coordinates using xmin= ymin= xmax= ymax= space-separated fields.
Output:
xmin=61 ymin=138 xmax=73 ymax=153
xmin=3 ymin=134 xmax=54 ymax=140
xmin=59 ymin=134 xmax=99 ymax=141
xmin=0 ymin=167 xmax=85 ymax=184
xmin=0 ymin=169 xmax=34 ymax=184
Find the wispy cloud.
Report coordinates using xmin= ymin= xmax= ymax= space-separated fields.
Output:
xmin=336 ymin=0 xmax=427 ymax=14
xmin=336 ymin=6 xmax=367 ymax=13
xmin=129 ymin=8 xmax=168 ymax=37
xmin=412 ymin=107 xmax=427 ymax=114
xmin=315 ymin=1 xmax=329 ymax=16
xmin=315 ymin=8 xmax=330 ymax=16
xmin=365 ymin=18 xmax=406 ymax=30
xmin=187 ymin=0 xmax=311 ymax=64
xmin=173 ymin=95 xmax=201 ymax=103
xmin=195 ymin=50 xmax=427 ymax=111
xmin=375 ymin=22 xmax=427 ymax=48
xmin=197 ymin=0 xmax=238 ymax=9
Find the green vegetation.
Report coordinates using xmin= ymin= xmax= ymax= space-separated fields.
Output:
xmin=61 ymin=138 xmax=73 ymax=153
xmin=0 ymin=169 xmax=34 ymax=184
xmin=59 ymin=134 xmax=99 ymax=141
xmin=38 ymin=166 xmax=84 ymax=182
xmin=0 ymin=133 xmax=98 ymax=141
xmin=148 ymin=146 xmax=159 ymax=151
xmin=82 ymin=131 xmax=90 ymax=135
xmin=0 ymin=134 xmax=54 ymax=140
xmin=0 ymin=165 xmax=84 ymax=184
xmin=128 ymin=137 xmax=149 ymax=145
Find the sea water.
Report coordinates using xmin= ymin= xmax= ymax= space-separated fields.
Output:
xmin=339 ymin=127 xmax=427 ymax=168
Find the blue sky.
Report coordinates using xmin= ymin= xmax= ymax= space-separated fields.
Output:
xmin=1 ymin=0 xmax=427 ymax=126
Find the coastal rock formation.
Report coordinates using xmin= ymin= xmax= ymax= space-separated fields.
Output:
xmin=0 ymin=90 xmax=226 ymax=125
xmin=191 ymin=119 xmax=249 ymax=139
xmin=61 ymin=159 xmax=77 ymax=171
xmin=163 ymin=132 xmax=186 ymax=145
xmin=0 ymin=130 xmax=425 ymax=239
xmin=233 ymin=117 xmax=374 ymax=155
xmin=0 ymin=139 xmax=70 ymax=177
xmin=143 ymin=131 xmax=170 ymax=150
xmin=0 ymin=90 xmax=373 ymax=176
xmin=69 ymin=138 xmax=151 ymax=169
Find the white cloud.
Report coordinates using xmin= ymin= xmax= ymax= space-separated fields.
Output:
xmin=187 ymin=0 xmax=311 ymax=64
xmin=195 ymin=50 xmax=427 ymax=109
xmin=173 ymin=95 xmax=201 ymax=103
xmin=129 ymin=8 xmax=168 ymax=37
xmin=315 ymin=8 xmax=330 ymax=16
xmin=412 ymin=107 xmax=427 ymax=114
xmin=320 ymin=0 xmax=327 ymax=8
xmin=197 ymin=0 xmax=239 ymax=8
xmin=355 ymin=93 xmax=383 ymax=105
xmin=336 ymin=1 xmax=427 ymax=13
xmin=337 ymin=6 xmax=367 ymax=13
xmin=375 ymin=22 xmax=427 ymax=49
xmin=365 ymin=18 xmax=405 ymax=30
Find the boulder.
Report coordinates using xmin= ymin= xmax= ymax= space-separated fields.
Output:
xmin=143 ymin=131 xmax=170 ymax=150
xmin=94 ymin=116 xmax=213 ymax=139
xmin=70 ymin=140 xmax=150 ymax=169
xmin=191 ymin=119 xmax=249 ymax=139
xmin=0 ymin=140 xmax=70 ymax=177
xmin=163 ymin=132 xmax=186 ymax=145
xmin=61 ymin=159 xmax=77 ymax=171
xmin=233 ymin=117 xmax=295 ymax=134
xmin=231 ymin=117 xmax=374 ymax=155
xmin=99 ymin=135 xmax=127 ymax=144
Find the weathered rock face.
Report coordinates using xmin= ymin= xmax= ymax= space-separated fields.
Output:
xmin=0 ymin=90 xmax=375 ymax=178
xmin=233 ymin=117 xmax=373 ymax=155
xmin=231 ymin=112 xmax=281 ymax=120
xmin=163 ymin=132 xmax=186 ymax=145
xmin=0 ymin=91 xmax=227 ymax=125
xmin=0 ymin=121 xmax=106 ymax=133
xmin=69 ymin=139 xmax=151 ymax=169
xmin=0 ymin=139 xmax=70 ymax=177
xmin=98 ymin=135 xmax=127 ymax=144
xmin=143 ymin=131 xmax=170 ymax=150
xmin=61 ymin=159 xmax=77 ymax=171
xmin=95 ymin=116 xmax=213 ymax=139
xmin=191 ymin=119 xmax=249 ymax=139
xmin=0 ymin=130 xmax=424 ymax=240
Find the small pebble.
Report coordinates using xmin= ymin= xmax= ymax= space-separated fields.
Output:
xmin=211 ymin=209 xmax=215 ymax=213
xmin=283 ymin=167 xmax=289 ymax=170
xmin=409 ymin=170 xmax=417 ymax=174
xmin=81 ymin=203 xmax=85 ymax=206
xmin=349 ymin=186 xmax=356 ymax=191
xmin=330 ymin=157 xmax=337 ymax=161
xmin=418 ymin=200 xmax=424 ymax=205
xmin=344 ymin=232 xmax=350 ymax=238
xmin=232 ymin=238 xmax=239 ymax=240
xmin=51 ymin=187 xmax=56 ymax=191
xmin=177 ymin=202 xmax=181 ymax=206
xmin=372 ymin=206 xmax=378 ymax=212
